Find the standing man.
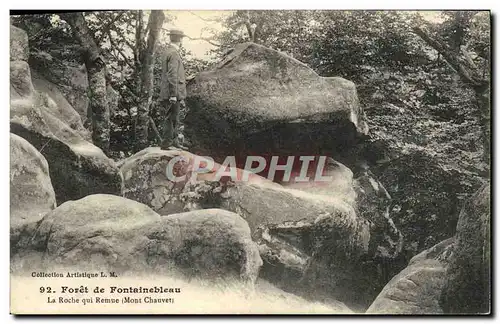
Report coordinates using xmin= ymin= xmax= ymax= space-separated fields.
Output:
xmin=159 ymin=28 xmax=187 ymax=149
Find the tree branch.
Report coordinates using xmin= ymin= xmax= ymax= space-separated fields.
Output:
xmin=60 ymin=12 xmax=102 ymax=64
xmin=412 ymin=26 xmax=487 ymax=89
xmin=117 ymin=34 xmax=136 ymax=53
xmin=186 ymin=36 xmax=221 ymax=47
xmin=187 ymin=11 xmax=222 ymax=24
xmin=107 ymin=30 xmax=135 ymax=70
xmin=160 ymin=27 xmax=222 ymax=47
xmin=95 ymin=12 xmax=125 ymax=45
xmin=135 ymin=10 xmax=145 ymax=68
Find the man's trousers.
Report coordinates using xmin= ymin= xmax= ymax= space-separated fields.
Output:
xmin=160 ymin=100 xmax=180 ymax=149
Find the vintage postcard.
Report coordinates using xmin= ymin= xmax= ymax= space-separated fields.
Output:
xmin=9 ymin=9 xmax=491 ymax=315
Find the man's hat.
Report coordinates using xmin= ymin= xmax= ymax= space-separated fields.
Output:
xmin=167 ymin=28 xmax=186 ymax=38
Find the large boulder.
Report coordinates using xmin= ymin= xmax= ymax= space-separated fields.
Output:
xmin=120 ymin=147 xmax=272 ymax=215
xmin=10 ymin=26 xmax=34 ymax=100
xmin=119 ymin=148 xmax=363 ymax=233
xmin=185 ymin=42 xmax=369 ymax=166
xmin=214 ymin=178 xmax=401 ymax=310
xmin=10 ymin=133 xmax=56 ymax=246
xmin=10 ymin=25 xmax=29 ymax=62
xmin=440 ymin=184 xmax=491 ymax=314
xmin=31 ymin=70 xmax=90 ymax=139
xmin=281 ymin=167 xmax=403 ymax=311
xmin=18 ymin=194 xmax=262 ymax=284
xmin=30 ymin=64 xmax=89 ymax=121
xmin=11 ymin=96 xmax=122 ymax=204
xmin=9 ymin=25 xmax=121 ymax=204
xmin=222 ymin=181 xmax=360 ymax=235
xmin=281 ymin=157 xmax=356 ymax=200
xmin=366 ymin=238 xmax=455 ymax=314
xmin=119 ymin=148 xmax=188 ymax=214
xmin=119 ymin=147 xmax=402 ymax=309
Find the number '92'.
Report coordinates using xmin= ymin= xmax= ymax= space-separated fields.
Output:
xmin=39 ymin=287 xmax=53 ymax=293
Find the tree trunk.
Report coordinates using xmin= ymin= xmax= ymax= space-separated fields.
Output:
xmin=134 ymin=10 xmax=144 ymax=86
xmin=61 ymin=12 xmax=110 ymax=153
xmin=134 ymin=10 xmax=165 ymax=151
xmin=475 ymin=85 xmax=491 ymax=165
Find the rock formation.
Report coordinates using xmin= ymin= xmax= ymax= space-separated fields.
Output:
xmin=119 ymin=147 xmax=403 ymax=309
xmin=11 ymin=21 xmax=489 ymax=314
xmin=18 ymin=194 xmax=262 ymax=284
xmin=368 ymin=183 xmax=491 ymax=314
xmin=440 ymin=184 xmax=490 ymax=314
xmin=29 ymin=51 xmax=89 ymax=121
xmin=366 ymin=238 xmax=455 ymax=314
xmin=185 ymin=42 xmax=369 ymax=168
xmin=10 ymin=25 xmax=29 ymax=62
xmin=31 ymin=69 xmax=90 ymax=139
xmin=10 ymin=133 xmax=56 ymax=247
xmin=9 ymin=25 xmax=121 ymax=204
